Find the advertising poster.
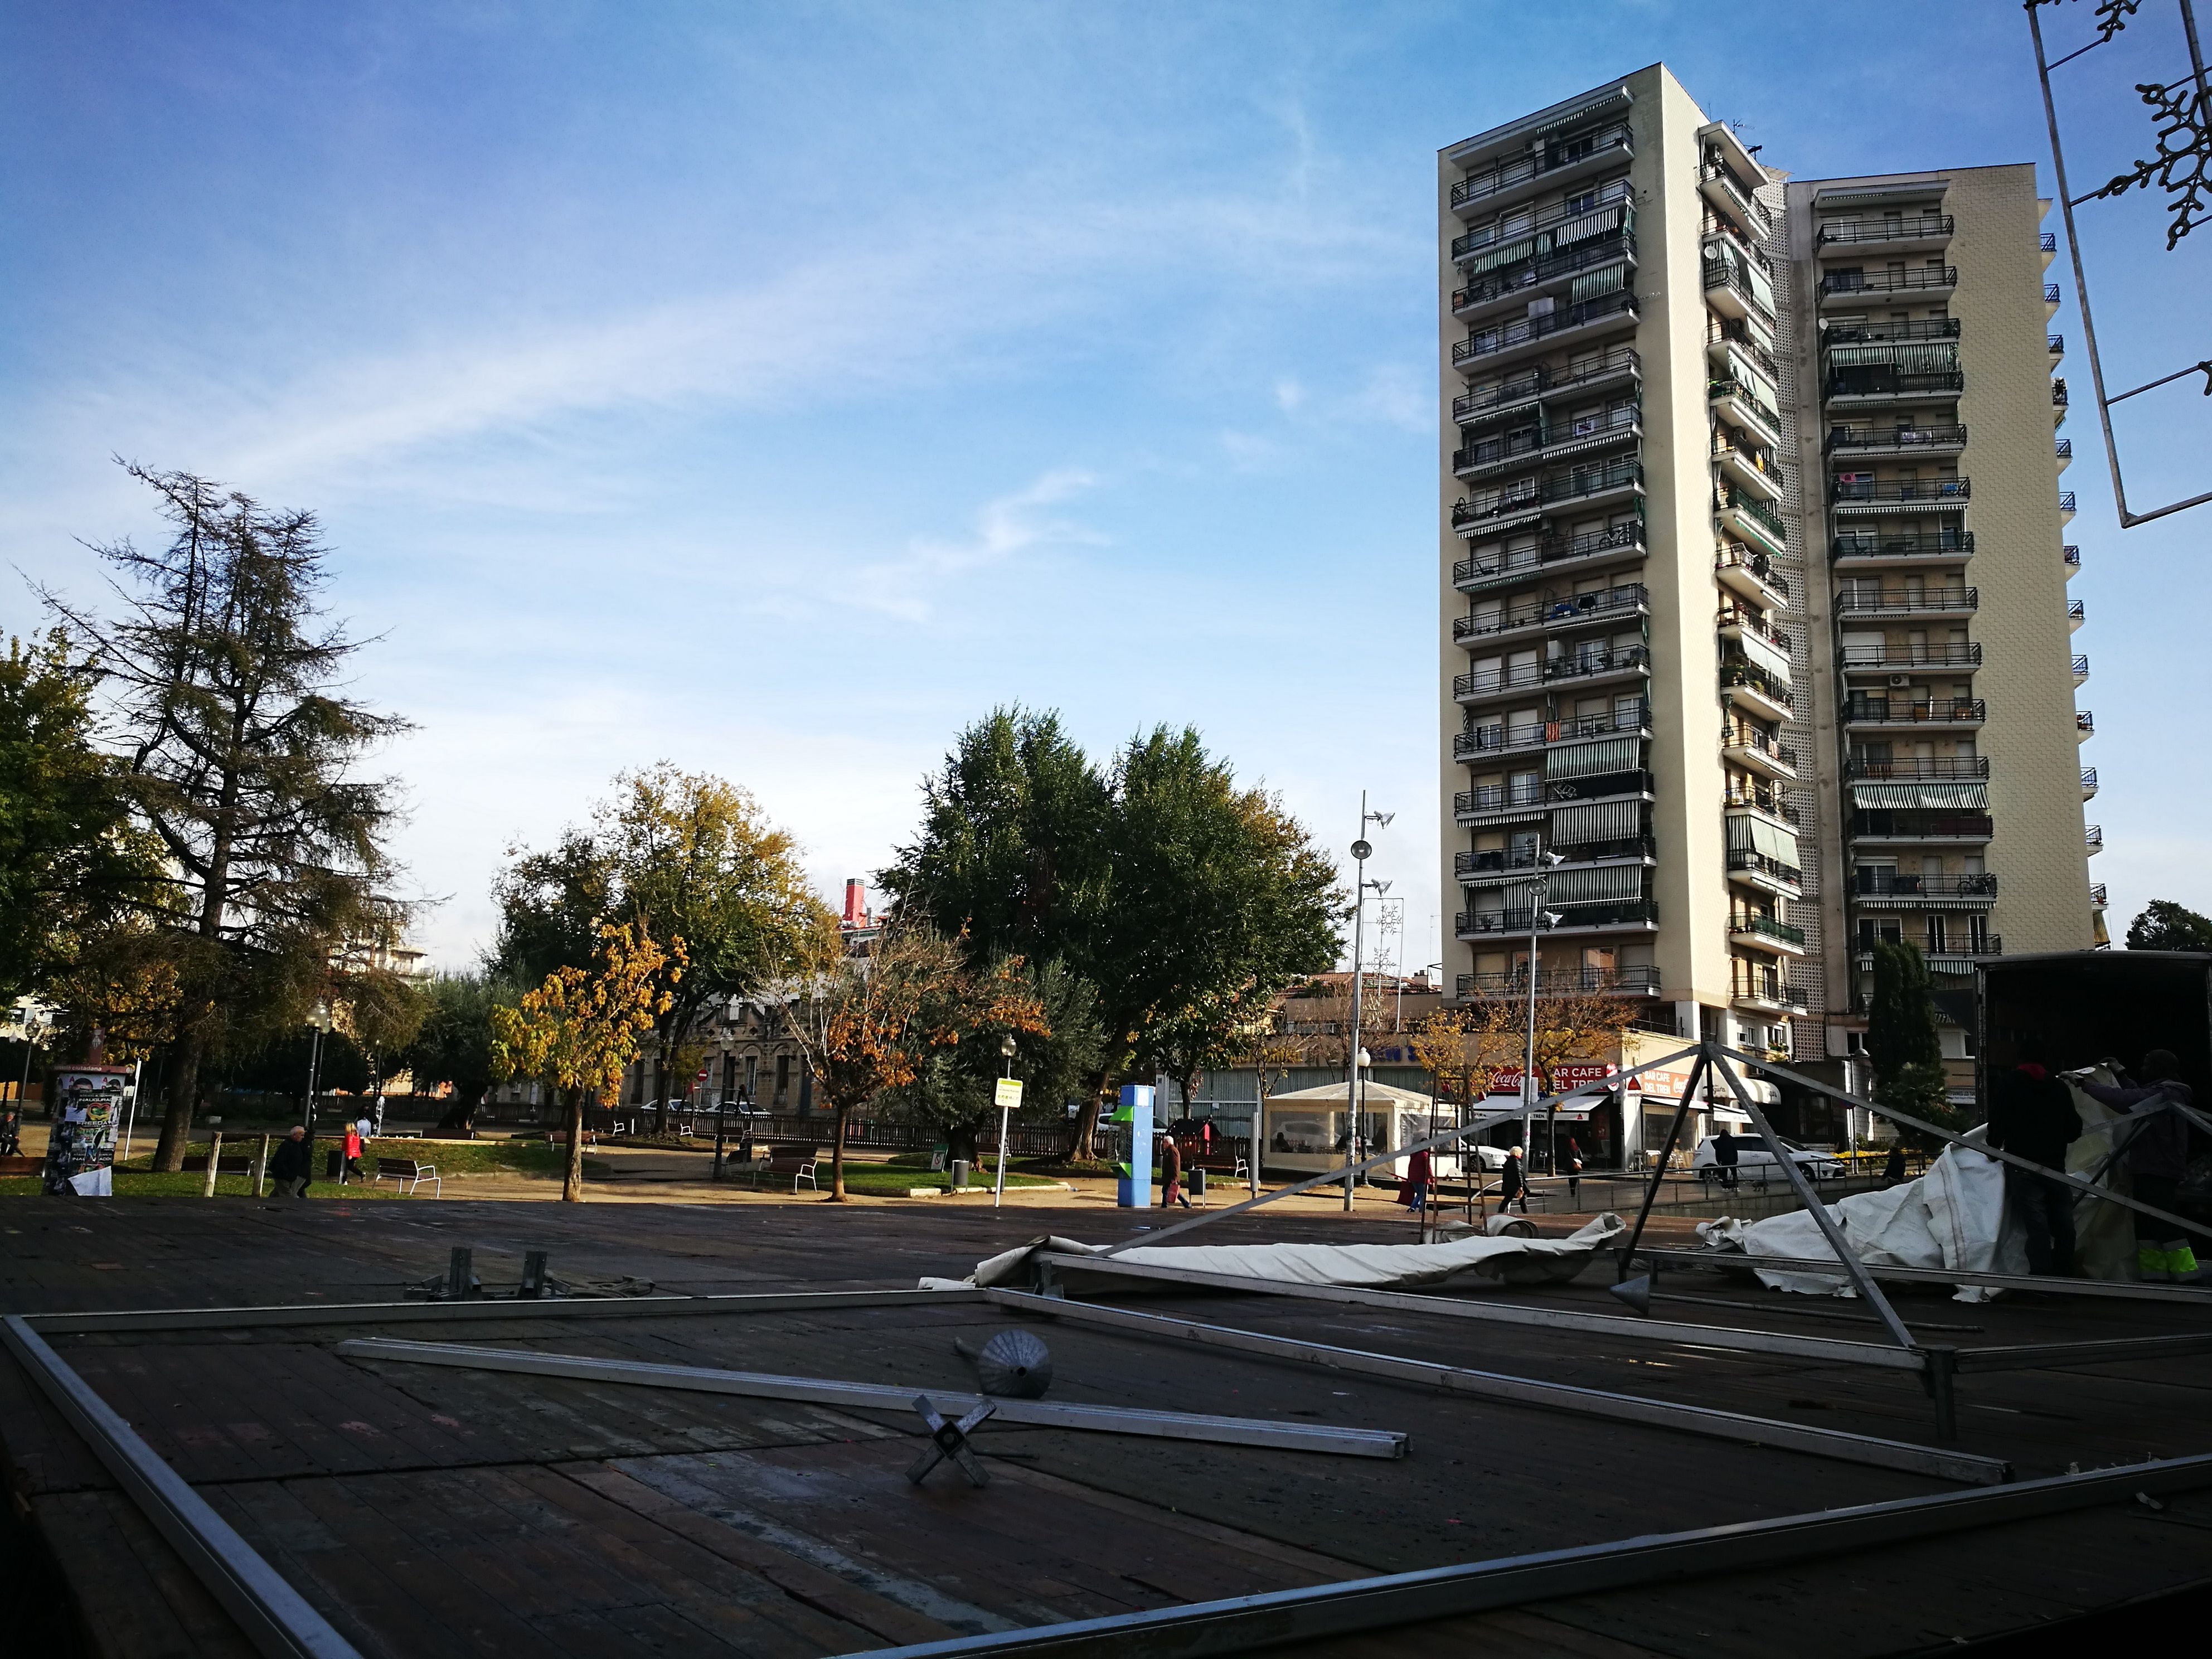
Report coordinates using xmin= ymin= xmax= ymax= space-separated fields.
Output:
xmin=43 ymin=1066 xmax=130 ymax=1196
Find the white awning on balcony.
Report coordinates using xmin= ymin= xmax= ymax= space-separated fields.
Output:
xmin=1464 ymin=234 xmax=1542 ymax=277
xmin=1551 ymin=799 xmax=1641 ymax=844
xmin=1726 ymin=812 xmax=1800 ymax=864
xmin=1545 ymin=735 xmax=1639 ymax=778
xmin=1555 ymin=202 xmax=1627 ymax=246
xmin=1570 ymin=263 xmax=1628 ymax=305
xmin=1826 ymin=342 xmax=1959 ymax=373
xmin=1850 ymin=782 xmax=1990 ymax=809
xmin=1732 ymin=628 xmax=1793 ymax=685
xmin=1548 ymin=864 xmax=1645 ymax=906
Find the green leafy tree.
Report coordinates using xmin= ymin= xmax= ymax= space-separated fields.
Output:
xmin=41 ymin=465 xmax=409 ymax=1170
xmin=0 ymin=629 xmax=164 ymax=1006
xmin=492 ymin=830 xmax=618 ymax=984
xmin=1866 ymin=940 xmax=1950 ymax=1132
xmin=403 ymin=972 xmax=517 ymax=1133
xmin=2126 ymin=900 xmax=2212 ymax=952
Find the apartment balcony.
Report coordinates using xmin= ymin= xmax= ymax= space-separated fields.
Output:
xmin=1859 ymin=937 xmax=2002 ymax=978
xmin=1712 ymin=439 xmax=1784 ymax=502
xmin=2045 ymin=282 xmax=2063 ymax=314
xmin=1706 ymin=322 xmax=1780 ymax=384
xmin=1825 ymin=424 xmax=1967 ymax=460
xmin=2048 ymin=333 xmax=2065 ymax=362
xmin=1453 ymin=404 xmax=1640 ymax=481
xmin=1818 ymin=266 xmax=1958 ymax=308
xmin=1453 ymin=699 xmax=1652 ymax=762
xmin=1839 ymin=642 xmax=1981 ymax=676
xmin=1831 ymin=530 xmax=1974 ymax=570
xmin=1457 ymin=964 xmax=1663 ymax=1001
xmin=2087 ymin=823 xmax=2104 ymax=856
xmin=1452 ymin=345 xmax=1641 ymax=426
xmin=1456 ymin=899 xmax=1660 ymax=940
xmin=1699 ymin=162 xmax=1772 ymax=234
xmin=1816 ymin=215 xmax=1954 ymax=253
xmin=1822 ymin=316 xmax=1961 ymax=350
xmin=2091 ymin=882 xmax=2108 ymax=909
xmin=2068 ymin=598 xmax=2085 ymax=632
xmin=1453 ymin=521 xmax=1647 ymax=594
xmin=1723 ymin=784 xmax=1799 ymax=826
xmin=1452 ymin=646 xmax=1652 ymax=706
xmin=1456 ymin=835 xmax=1655 ymax=884
xmin=1851 ymin=871 xmax=1998 ymax=909
xmin=1718 ymin=607 xmax=1792 ymax=655
xmin=1850 ymin=809 xmax=1995 ymax=845
xmin=1716 ymin=485 xmax=1787 ymax=556
xmin=1731 ymin=974 xmax=1808 ymax=1016
xmin=2073 ymin=654 xmax=2090 ymax=687
xmin=2056 ymin=438 xmax=2074 ymax=472
xmin=1722 ymin=729 xmax=1798 ymax=782
xmin=1449 ymin=122 xmax=1634 ymax=218
xmin=1451 ymin=178 xmax=1634 ymax=263
xmin=1714 ymin=543 xmax=1789 ymax=608
xmin=1726 ymin=848 xmax=1803 ymax=899
xmin=1701 ymin=257 xmax=1775 ymax=327
xmin=1453 ymin=290 xmax=1639 ymax=378
xmin=1844 ymin=696 xmax=1986 ymax=730
xmin=1831 ymin=477 xmax=1971 ymax=514
xmin=1824 ymin=371 xmax=1966 ymax=410
xmin=1455 ymin=769 xmax=1653 ymax=829
xmin=2060 ymin=489 xmax=2078 ymax=523
xmin=1451 ymin=457 xmax=1644 ymax=537
xmin=1706 ymin=375 xmax=1783 ymax=449
xmin=1844 ymin=755 xmax=1988 ymax=783
xmin=1453 ymin=582 xmax=1650 ymax=651
xmin=1722 ymin=663 xmax=1794 ymax=722
xmin=1451 ymin=232 xmax=1638 ymax=327
xmin=1836 ymin=585 xmax=1977 ymax=621
xmin=2064 ymin=544 xmax=2082 ymax=578
xmin=2075 ymin=709 xmax=2094 ymax=741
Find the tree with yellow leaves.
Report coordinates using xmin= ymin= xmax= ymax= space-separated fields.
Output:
xmin=491 ymin=921 xmax=679 ymax=1202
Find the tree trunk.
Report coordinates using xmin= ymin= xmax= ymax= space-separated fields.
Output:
xmin=433 ymin=1085 xmax=484 ymax=1137
xmin=943 ymin=1119 xmax=979 ymax=1168
xmin=154 ymin=1027 xmax=206 ymax=1172
xmin=561 ymin=1089 xmax=585 ymax=1202
xmin=1066 ymin=1065 xmax=1111 ymax=1160
xmin=828 ymin=1106 xmax=848 ymax=1200
xmin=652 ymin=1050 xmax=667 ymax=1134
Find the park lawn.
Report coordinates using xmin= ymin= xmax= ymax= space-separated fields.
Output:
xmin=363 ymin=1138 xmax=570 ymax=1177
xmin=831 ymin=1165 xmax=1063 ymax=1195
xmin=0 ymin=1171 xmax=399 ymax=1199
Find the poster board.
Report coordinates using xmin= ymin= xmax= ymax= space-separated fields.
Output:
xmin=43 ymin=1065 xmax=130 ymax=1196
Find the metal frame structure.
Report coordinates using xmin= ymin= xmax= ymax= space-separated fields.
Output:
xmin=1631 ymin=1243 xmax=2212 ymax=1304
xmin=2029 ymin=0 xmax=2212 ymax=526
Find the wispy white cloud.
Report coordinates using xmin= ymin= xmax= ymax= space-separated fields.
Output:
xmin=847 ymin=468 xmax=1103 ymax=623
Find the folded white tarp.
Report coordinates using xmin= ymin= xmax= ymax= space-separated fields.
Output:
xmin=922 ymin=1214 xmax=1627 ymax=1295
xmin=1699 ymin=1129 xmax=2027 ymax=1301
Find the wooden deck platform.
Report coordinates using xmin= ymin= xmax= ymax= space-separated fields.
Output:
xmin=3 ymin=1196 xmax=2208 ymax=1657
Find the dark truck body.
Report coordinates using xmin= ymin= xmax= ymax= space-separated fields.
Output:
xmin=1977 ymin=949 xmax=2212 ymax=1113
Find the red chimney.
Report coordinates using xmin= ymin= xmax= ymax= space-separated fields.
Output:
xmin=843 ymin=879 xmax=867 ymax=928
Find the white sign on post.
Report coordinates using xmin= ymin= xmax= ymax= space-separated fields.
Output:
xmin=994 ymin=1078 xmax=1023 ymax=1109
xmin=991 ymin=1078 xmax=1024 ymax=1207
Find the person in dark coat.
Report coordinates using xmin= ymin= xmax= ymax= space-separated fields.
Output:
xmin=1498 ymin=1146 xmax=1528 ymax=1214
xmin=1882 ymin=1143 xmax=1908 ymax=1185
xmin=268 ymin=1126 xmax=313 ymax=1199
xmin=1158 ymin=1132 xmax=1189 ymax=1209
xmin=1712 ymin=1127 xmax=1740 ymax=1189
xmin=1986 ymin=1054 xmax=2082 ymax=1275
xmin=1562 ymin=1136 xmax=1584 ymax=1204
xmin=2070 ymin=1051 xmax=2199 ymax=1283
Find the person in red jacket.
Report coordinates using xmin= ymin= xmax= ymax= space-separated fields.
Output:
xmin=340 ymin=1120 xmax=364 ymax=1185
xmin=1397 ymin=1146 xmax=1435 ymax=1214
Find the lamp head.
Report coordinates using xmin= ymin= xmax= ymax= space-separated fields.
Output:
xmin=1000 ymin=1034 xmax=1018 ymax=1059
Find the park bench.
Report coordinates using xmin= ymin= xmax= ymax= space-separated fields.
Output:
xmin=374 ymin=1156 xmax=441 ymax=1197
xmin=753 ymin=1143 xmax=818 ymax=1193
xmin=547 ymin=1128 xmax=598 ymax=1149
xmin=0 ymin=1154 xmax=43 ymax=1177
xmin=177 ymin=1155 xmax=258 ymax=1175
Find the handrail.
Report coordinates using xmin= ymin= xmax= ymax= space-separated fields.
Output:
xmin=1454 ymin=290 xmax=1639 ymax=366
xmin=1851 ymin=871 xmax=1999 ymax=900
xmin=1714 ymin=544 xmax=1789 ymax=599
xmin=1701 ymin=258 xmax=1773 ymax=322
xmin=1452 ymin=230 xmax=1637 ymax=315
xmin=1453 ymin=521 xmax=1647 ymax=587
xmin=1454 ymin=346 xmax=1639 ymax=424
xmin=1839 ymin=642 xmax=1982 ymax=668
xmin=1821 ymin=267 xmax=1958 ymax=297
xmin=1726 ymin=850 xmax=1802 ymax=886
xmin=1454 ymin=404 xmax=1640 ymax=473
xmin=1453 ymin=582 xmax=1649 ymax=642
xmin=1836 ymin=588 xmax=1978 ymax=614
xmin=1845 ymin=697 xmax=1987 ymax=724
xmin=1825 ymin=424 xmax=1967 ymax=452
xmin=1831 ymin=478 xmax=1972 ymax=505
xmin=1833 ymin=530 xmax=1975 ymax=559
xmin=1817 ymin=216 xmax=1954 ymax=244
xmin=1719 ymin=483 xmax=1787 ymax=541
xmin=1451 ymin=124 xmax=1632 ymax=211
xmin=1453 ymin=458 xmax=1645 ymax=528
xmin=1822 ymin=317 xmax=1961 ymax=346
xmin=1844 ymin=756 xmax=1988 ymax=780
xmin=1826 ymin=371 xmax=1966 ymax=400
xmin=1451 ymin=177 xmax=1634 ymax=260
xmin=1707 ymin=375 xmax=1783 ymax=436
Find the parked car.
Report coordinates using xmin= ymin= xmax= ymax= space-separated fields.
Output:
xmin=1690 ymin=1134 xmax=1846 ymax=1184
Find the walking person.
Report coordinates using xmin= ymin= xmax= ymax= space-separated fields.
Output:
xmin=340 ymin=1119 xmax=365 ymax=1185
xmin=1883 ymin=1142 xmax=1908 ymax=1185
xmin=1562 ymin=1136 xmax=1584 ymax=1206
xmin=1158 ymin=1131 xmax=1190 ymax=1209
xmin=268 ymin=1126 xmax=313 ymax=1198
xmin=1498 ymin=1145 xmax=1529 ymax=1214
xmin=1986 ymin=1049 xmax=2081 ymax=1277
xmin=1397 ymin=1145 xmax=1435 ymax=1218
xmin=2069 ymin=1050 xmax=2201 ymax=1283
xmin=1713 ymin=1126 xmax=1740 ymax=1190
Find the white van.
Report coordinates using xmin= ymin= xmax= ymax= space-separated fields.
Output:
xmin=1690 ymin=1134 xmax=1845 ymax=1185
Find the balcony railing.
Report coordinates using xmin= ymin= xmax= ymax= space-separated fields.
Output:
xmin=1453 ymin=402 xmax=1639 ymax=473
xmin=1727 ymin=850 xmax=1803 ymax=887
xmin=1453 ymin=781 xmax=1545 ymax=817
xmin=1839 ymin=642 xmax=1982 ymax=670
xmin=1454 ymin=581 xmax=1648 ymax=644
xmin=1826 ymin=424 xmax=1967 ymax=453
xmin=1822 ymin=317 xmax=1961 ymax=347
xmin=2054 ymin=379 xmax=2070 ymax=406
xmin=1826 ymin=371 xmax=1966 ymax=401
xmin=1453 ymin=521 xmax=1646 ymax=588
xmin=1719 ymin=608 xmax=1791 ymax=653
xmin=1845 ymin=755 xmax=1989 ymax=781
xmin=2073 ymin=654 xmax=2090 ymax=679
xmin=1454 ymin=290 xmax=1639 ymax=368
xmin=1455 ymin=700 xmax=1652 ymax=759
xmin=1831 ymin=477 xmax=1971 ymax=507
xmin=1724 ymin=729 xmax=1799 ymax=771
xmin=2056 ymin=438 xmax=2074 ymax=459
xmin=1458 ymin=964 xmax=1662 ymax=1000
xmin=2059 ymin=490 xmax=2078 ymax=513
xmin=2045 ymin=282 xmax=2062 ymax=303
xmin=1701 ymin=258 xmax=1774 ymax=321
xmin=1452 ymin=458 xmax=1645 ymax=531
xmin=1453 ymin=346 xmax=1640 ymax=425
xmin=1846 ymin=697 xmax=1987 ymax=725
xmin=2081 ymin=767 xmax=2099 ymax=798
xmin=1456 ymin=899 xmax=1658 ymax=937
xmin=1454 ymin=647 xmax=1652 ymax=701
xmin=1452 ymin=231 xmax=1638 ymax=317
xmin=1724 ymin=786 xmax=1799 ymax=823
xmin=1852 ymin=871 xmax=1998 ymax=900
xmin=2086 ymin=824 xmax=2105 ymax=852
xmin=1451 ymin=178 xmax=1633 ymax=260
xmin=2076 ymin=709 xmax=2095 ymax=734
xmin=1735 ymin=914 xmax=1808 ymax=947
xmin=1450 ymin=123 xmax=1633 ymax=211
xmin=1722 ymin=662 xmax=1795 ymax=715
xmin=2069 ymin=598 xmax=2085 ymax=622
xmin=2092 ymin=882 xmax=2108 ymax=907
xmin=1733 ymin=973 xmax=1806 ymax=1009
xmin=1821 ymin=267 xmax=1957 ymax=298
xmin=1719 ymin=483 xmax=1788 ymax=542
xmin=1818 ymin=216 xmax=1955 ymax=245
xmin=2048 ymin=334 xmax=2064 ymax=355
xmin=2041 ymin=232 xmax=2058 ymax=253
xmin=1709 ymin=318 xmax=1780 ymax=380
xmin=1714 ymin=543 xmax=1788 ymax=600
xmin=2064 ymin=544 xmax=2081 ymax=567
xmin=1850 ymin=809 xmax=1995 ymax=841
xmin=1699 ymin=161 xmax=1772 ymax=229
xmin=1836 ymin=586 xmax=1978 ymax=616
xmin=1833 ymin=530 xmax=1975 ymax=561
xmin=1456 ymin=835 xmax=1654 ymax=879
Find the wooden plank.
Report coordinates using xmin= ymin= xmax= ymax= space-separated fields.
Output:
xmin=32 ymin=1488 xmax=257 ymax=1659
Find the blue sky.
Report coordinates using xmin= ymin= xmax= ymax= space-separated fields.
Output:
xmin=3 ymin=2 xmax=2204 ymax=972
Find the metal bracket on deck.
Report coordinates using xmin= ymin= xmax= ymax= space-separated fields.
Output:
xmin=907 ymin=1394 xmax=996 ymax=1487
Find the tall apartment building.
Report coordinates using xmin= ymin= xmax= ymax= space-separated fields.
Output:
xmin=1436 ymin=64 xmax=2097 ymax=1162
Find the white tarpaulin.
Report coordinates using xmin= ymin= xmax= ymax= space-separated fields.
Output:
xmin=1697 ymin=1128 xmax=2027 ymax=1301
xmin=923 ymin=1214 xmax=1627 ymax=1294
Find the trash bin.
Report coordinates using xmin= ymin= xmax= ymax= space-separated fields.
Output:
xmin=950 ymin=1159 xmax=969 ymax=1191
xmin=324 ymin=1148 xmax=343 ymax=1178
xmin=1190 ymin=1167 xmax=1207 ymax=1200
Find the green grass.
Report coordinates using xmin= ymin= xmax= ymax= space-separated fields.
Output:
xmin=0 ymin=1171 xmax=398 ymax=1199
xmin=828 ymin=1165 xmax=1061 ymax=1195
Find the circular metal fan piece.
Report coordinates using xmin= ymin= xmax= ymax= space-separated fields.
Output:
xmin=972 ymin=1329 xmax=1053 ymax=1398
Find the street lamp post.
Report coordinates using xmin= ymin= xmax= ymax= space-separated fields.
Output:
xmin=1521 ymin=845 xmax=1566 ymax=1166
xmin=992 ymin=1033 xmax=1019 ymax=1208
xmin=1343 ymin=793 xmax=1393 ymax=1211
xmin=303 ymin=1000 xmax=332 ymax=1157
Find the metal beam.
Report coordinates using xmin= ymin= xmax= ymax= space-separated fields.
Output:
xmin=836 ymin=1452 xmax=2212 ymax=1659
xmin=1616 ymin=1049 xmax=1704 ymax=1278
xmin=1952 ymin=1332 xmax=2212 ymax=1375
xmin=1031 ymin=1253 xmax=1928 ymax=1371
xmin=1720 ymin=1045 xmax=2212 ymax=1247
xmin=23 ymin=1286 xmax=986 ymax=1336
xmin=1101 ymin=1044 xmax=1700 ymax=1255
xmin=1 ymin=1316 xmax=363 ymax=1659
xmin=334 ymin=1337 xmax=1407 ymax=1459
xmin=984 ymin=1290 xmax=2007 ymax=1485
xmin=1627 ymin=1245 xmax=2212 ymax=1307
